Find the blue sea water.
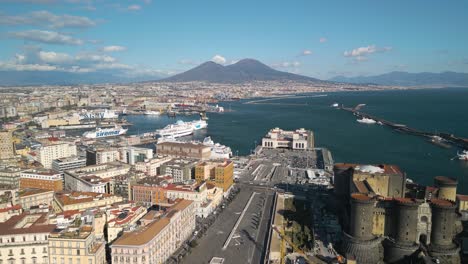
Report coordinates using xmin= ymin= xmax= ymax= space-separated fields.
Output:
xmin=125 ymin=88 xmax=468 ymax=194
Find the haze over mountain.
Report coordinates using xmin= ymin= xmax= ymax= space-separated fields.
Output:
xmin=160 ymin=59 xmax=323 ymax=83
xmin=0 ymin=71 xmax=165 ymax=86
xmin=330 ymin=71 xmax=468 ymax=87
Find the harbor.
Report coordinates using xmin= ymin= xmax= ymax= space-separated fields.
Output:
xmin=340 ymin=104 xmax=468 ymax=150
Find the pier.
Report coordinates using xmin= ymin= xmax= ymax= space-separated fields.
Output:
xmin=340 ymin=105 xmax=468 ymax=150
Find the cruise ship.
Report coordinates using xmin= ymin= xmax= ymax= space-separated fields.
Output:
xmin=83 ymin=126 xmax=127 ymax=139
xmin=156 ymin=120 xmax=194 ymax=139
xmin=203 ymin=137 xmax=232 ymax=159
xmin=79 ymin=109 xmax=118 ymax=120
xmin=188 ymin=119 xmax=208 ymax=130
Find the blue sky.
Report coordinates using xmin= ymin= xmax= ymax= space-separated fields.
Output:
xmin=1 ymin=0 xmax=467 ymax=79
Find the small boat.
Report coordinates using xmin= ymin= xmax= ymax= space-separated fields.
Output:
xmin=331 ymin=103 xmax=339 ymax=108
xmin=457 ymin=150 xmax=468 ymax=160
xmin=357 ymin=117 xmax=377 ymax=124
xmin=144 ymin=110 xmax=160 ymax=115
xmin=429 ymin=136 xmax=451 ymax=148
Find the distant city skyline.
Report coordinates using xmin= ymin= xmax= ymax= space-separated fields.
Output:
xmin=1 ymin=0 xmax=468 ymax=80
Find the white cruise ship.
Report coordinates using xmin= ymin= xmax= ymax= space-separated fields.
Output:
xmin=156 ymin=120 xmax=194 ymax=139
xmin=79 ymin=109 xmax=118 ymax=120
xmin=203 ymin=137 xmax=232 ymax=159
xmin=83 ymin=126 xmax=127 ymax=139
xmin=187 ymin=119 xmax=208 ymax=130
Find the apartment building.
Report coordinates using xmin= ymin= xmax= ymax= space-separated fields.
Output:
xmin=195 ymin=160 xmax=234 ymax=191
xmin=0 ymin=130 xmax=15 ymax=160
xmin=36 ymin=139 xmax=77 ymax=169
xmin=20 ymin=169 xmax=63 ymax=191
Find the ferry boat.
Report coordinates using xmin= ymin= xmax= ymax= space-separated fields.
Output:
xmin=203 ymin=137 xmax=232 ymax=159
xmin=144 ymin=110 xmax=160 ymax=116
xmin=83 ymin=126 xmax=127 ymax=139
xmin=156 ymin=120 xmax=193 ymax=138
xmin=188 ymin=119 xmax=208 ymax=130
xmin=79 ymin=109 xmax=118 ymax=120
xmin=457 ymin=150 xmax=468 ymax=160
xmin=357 ymin=117 xmax=377 ymax=124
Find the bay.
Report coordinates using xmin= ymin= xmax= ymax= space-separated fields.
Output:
xmin=125 ymin=88 xmax=468 ymax=194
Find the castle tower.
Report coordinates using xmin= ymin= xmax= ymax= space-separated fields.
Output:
xmin=341 ymin=193 xmax=384 ymax=264
xmin=428 ymin=198 xmax=460 ymax=263
xmin=384 ymin=198 xmax=421 ymax=263
xmin=434 ymin=176 xmax=457 ymax=202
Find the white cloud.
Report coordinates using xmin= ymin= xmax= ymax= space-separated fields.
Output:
xmin=0 ymin=61 xmax=57 ymax=71
xmin=101 ymin=45 xmax=127 ymax=52
xmin=9 ymin=30 xmax=84 ymax=45
xmin=344 ymin=45 xmax=392 ymax=57
xmin=301 ymin=50 xmax=312 ymax=56
xmin=75 ymin=53 xmax=116 ymax=63
xmin=211 ymin=55 xmax=226 ymax=64
xmin=343 ymin=45 xmax=392 ymax=62
xmin=319 ymin=37 xmax=327 ymax=43
xmin=38 ymin=51 xmax=72 ymax=64
xmin=128 ymin=4 xmax=141 ymax=11
xmin=0 ymin=10 xmax=96 ymax=28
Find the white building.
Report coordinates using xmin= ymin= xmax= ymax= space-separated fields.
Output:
xmin=262 ymin=127 xmax=314 ymax=150
xmin=52 ymin=156 xmax=86 ymax=173
xmin=0 ymin=213 xmax=55 ymax=264
xmin=134 ymin=156 xmax=172 ymax=176
xmin=111 ymin=199 xmax=196 ymax=264
xmin=119 ymin=146 xmax=153 ymax=165
xmin=36 ymin=140 xmax=77 ymax=169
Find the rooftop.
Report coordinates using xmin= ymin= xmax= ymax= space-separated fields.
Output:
xmin=0 ymin=213 xmax=55 ymax=236
xmin=19 ymin=188 xmax=53 ymax=197
xmin=55 ymin=191 xmax=116 ymax=206
xmin=112 ymin=199 xmax=192 ymax=246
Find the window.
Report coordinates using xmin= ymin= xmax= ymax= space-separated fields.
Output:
xmin=32 ymin=248 xmax=36 ymax=254
xmin=88 ymin=259 xmax=93 ymax=264
xmin=69 ymin=258 xmax=73 ymax=264
xmin=20 ymin=249 xmax=25 ymax=255
xmin=77 ymin=249 xmax=80 ymax=256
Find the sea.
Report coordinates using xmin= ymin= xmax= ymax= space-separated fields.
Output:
xmin=125 ymin=87 xmax=468 ymax=194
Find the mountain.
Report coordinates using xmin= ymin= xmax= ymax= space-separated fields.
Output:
xmin=330 ymin=71 xmax=468 ymax=87
xmin=160 ymin=59 xmax=322 ymax=83
xmin=0 ymin=71 xmax=165 ymax=86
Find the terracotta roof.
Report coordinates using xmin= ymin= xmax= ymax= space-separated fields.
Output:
xmin=457 ymin=194 xmax=468 ymax=202
xmin=112 ymin=200 xmax=192 ymax=246
xmin=0 ymin=204 xmax=21 ymax=213
xmin=0 ymin=213 xmax=55 ymax=235
xmin=19 ymin=188 xmax=53 ymax=197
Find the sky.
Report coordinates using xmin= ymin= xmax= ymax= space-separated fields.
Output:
xmin=1 ymin=0 xmax=468 ymax=80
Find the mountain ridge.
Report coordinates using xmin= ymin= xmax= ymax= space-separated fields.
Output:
xmin=159 ymin=58 xmax=323 ymax=83
xmin=330 ymin=71 xmax=468 ymax=87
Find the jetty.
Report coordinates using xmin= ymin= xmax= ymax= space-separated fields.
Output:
xmin=341 ymin=105 xmax=468 ymax=149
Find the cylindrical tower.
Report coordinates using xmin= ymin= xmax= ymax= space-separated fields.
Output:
xmin=428 ymin=198 xmax=460 ymax=263
xmin=434 ymin=176 xmax=457 ymax=202
xmin=341 ymin=193 xmax=384 ymax=264
xmin=383 ymin=198 xmax=421 ymax=263
xmin=349 ymin=193 xmax=375 ymax=240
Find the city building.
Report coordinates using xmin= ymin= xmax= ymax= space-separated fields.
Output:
xmin=0 ymin=213 xmax=55 ymax=264
xmin=157 ymin=141 xmax=211 ymax=160
xmin=160 ymin=158 xmax=197 ymax=183
xmin=195 ymin=160 xmax=234 ymax=191
xmin=262 ymin=127 xmax=314 ymax=150
xmin=64 ymin=162 xmax=131 ymax=193
xmin=53 ymin=191 xmax=123 ymax=213
xmin=52 ymin=156 xmax=86 ymax=173
xmin=86 ymin=147 xmax=120 ymax=166
xmin=119 ymin=146 xmax=153 ymax=165
xmin=111 ymin=199 xmax=196 ymax=264
xmin=131 ymin=175 xmax=172 ymax=206
xmin=165 ymin=181 xmax=208 ymax=212
xmin=20 ymin=169 xmax=63 ymax=191
xmin=48 ymin=225 xmax=106 ymax=264
xmin=105 ymin=203 xmax=147 ymax=242
xmin=333 ymin=163 xmax=406 ymax=199
xmin=35 ymin=139 xmax=77 ymax=169
xmin=18 ymin=188 xmax=54 ymax=210
xmin=134 ymin=156 xmax=172 ymax=176
xmin=0 ymin=166 xmax=23 ymax=188
xmin=0 ymin=130 xmax=15 ymax=160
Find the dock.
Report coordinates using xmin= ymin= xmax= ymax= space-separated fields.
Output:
xmin=341 ymin=105 xmax=468 ymax=149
